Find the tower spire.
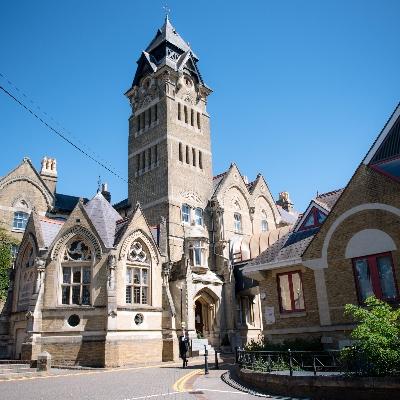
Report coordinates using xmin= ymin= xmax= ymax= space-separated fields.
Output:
xmin=163 ymin=3 xmax=170 ymax=20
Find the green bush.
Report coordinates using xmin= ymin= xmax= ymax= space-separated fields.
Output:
xmin=244 ymin=336 xmax=323 ymax=352
xmin=0 ymin=227 xmax=20 ymax=301
xmin=341 ymin=296 xmax=400 ymax=377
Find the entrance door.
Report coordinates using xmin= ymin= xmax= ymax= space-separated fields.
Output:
xmin=195 ymin=300 xmax=203 ymax=336
xmin=14 ymin=329 xmax=26 ymax=360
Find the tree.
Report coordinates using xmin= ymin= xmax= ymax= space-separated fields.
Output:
xmin=341 ymin=296 xmax=400 ymax=376
xmin=0 ymin=227 xmax=20 ymax=301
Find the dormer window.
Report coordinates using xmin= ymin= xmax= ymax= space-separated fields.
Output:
xmin=182 ymin=204 xmax=190 ymax=223
xmin=298 ymin=207 xmax=327 ymax=231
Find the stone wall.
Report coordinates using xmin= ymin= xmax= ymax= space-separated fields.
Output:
xmin=237 ymin=369 xmax=400 ymax=400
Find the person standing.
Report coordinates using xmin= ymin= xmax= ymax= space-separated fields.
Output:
xmin=179 ymin=328 xmax=189 ymax=368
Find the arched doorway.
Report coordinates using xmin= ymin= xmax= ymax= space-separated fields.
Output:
xmin=195 ymin=300 xmax=203 ymax=335
xmin=193 ymin=288 xmax=219 ymax=339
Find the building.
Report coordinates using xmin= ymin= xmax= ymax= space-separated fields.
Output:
xmin=242 ymin=103 xmax=400 ymax=349
xmin=0 ymin=17 xmax=298 ymax=365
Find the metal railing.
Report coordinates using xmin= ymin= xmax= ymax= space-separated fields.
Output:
xmin=238 ymin=349 xmax=348 ymax=376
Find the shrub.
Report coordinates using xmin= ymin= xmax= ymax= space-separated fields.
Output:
xmin=244 ymin=336 xmax=323 ymax=352
xmin=341 ymin=296 xmax=400 ymax=376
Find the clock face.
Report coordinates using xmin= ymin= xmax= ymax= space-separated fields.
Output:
xmin=184 ymin=76 xmax=192 ymax=88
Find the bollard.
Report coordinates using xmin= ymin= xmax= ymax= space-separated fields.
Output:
xmin=204 ymin=345 xmax=209 ymax=374
xmin=288 ymin=349 xmax=293 ymax=376
xmin=215 ymin=349 xmax=219 ymax=369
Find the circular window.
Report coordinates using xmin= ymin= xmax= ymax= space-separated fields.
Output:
xmin=68 ymin=314 xmax=80 ymax=327
xmin=134 ymin=314 xmax=143 ymax=325
xmin=184 ymin=77 xmax=192 ymax=88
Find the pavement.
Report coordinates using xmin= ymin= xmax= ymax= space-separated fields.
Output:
xmin=0 ymin=355 xmax=310 ymax=400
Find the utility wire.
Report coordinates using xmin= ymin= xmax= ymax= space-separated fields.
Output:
xmin=0 ymin=85 xmax=160 ymax=202
xmin=0 ymin=73 xmax=125 ymax=177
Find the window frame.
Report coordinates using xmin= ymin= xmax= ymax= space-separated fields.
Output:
xmin=61 ymin=263 xmax=92 ymax=306
xmin=13 ymin=212 xmax=29 ymax=230
xmin=182 ymin=204 xmax=190 ymax=224
xmin=189 ymin=240 xmax=206 ymax=267
xmin=352 ymin=252 xmax=400 ymax=304
xmin=261 ymin=220 xmax=268 ymax=232
xmin=298 ymin=207 xmax=327 ymax=231
xmin=277 ymin=270 xmax=306 ymax=313
xmin=125 ymin=241 xmax=151 ymax=305
xmin=234 ymin=213 xmax=242 ymax=233
xmin=195 ymin=208 xmax=203 ymax=226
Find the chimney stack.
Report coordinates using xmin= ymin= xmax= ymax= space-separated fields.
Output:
xmin=40 ymin=156 xmax=58 ymax=195
xmin=276 ymin=191 xmax=295 ymax=213
xmin=101 ymin=182 xmax=111 ymax=203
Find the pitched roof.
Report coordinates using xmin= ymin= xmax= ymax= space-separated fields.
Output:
xmin=84 ymin=191 xmax=122 ymax=248
xmin=113 ymin=198 xmax=131 ymax=211
xmin=212 ymin=172 xmax=227 ymax=195
xmin=145 ymin=17 xmax=197 ymax=59
xmin=244 ymin=227 xmax=319 ymax=269
xmin=55 ymin=193 xmax=89 ymax=212
xmin=39 ymin=217 xmax=64 ymax=247
xmin=277 ymin=205 xmax=300 ymax=225
xmin=315 ymin=188 xmax=344 ymax=210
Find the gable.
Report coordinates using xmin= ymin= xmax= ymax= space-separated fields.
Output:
xmin=297 ymin=205 xmax=327 ymax=232
xmin=364 ymin=103 xmax=400 ymax=183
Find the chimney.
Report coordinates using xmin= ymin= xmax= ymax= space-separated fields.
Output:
xmin=101 ymin=182 xmax=111 ymax=203
xmin=39 ymin=156 xmax=58 ymax=195
xmin=276 ymin=191 xmax=295 ymax=213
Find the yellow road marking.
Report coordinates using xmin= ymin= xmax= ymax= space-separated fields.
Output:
xmin=172 ymin=369 xmax=201 ymax=392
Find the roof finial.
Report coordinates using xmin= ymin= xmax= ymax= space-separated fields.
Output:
xmin=97 ymin=174 xmax=101 ymax=193
xmin=163 ymin=3 xmax=170 ymax=20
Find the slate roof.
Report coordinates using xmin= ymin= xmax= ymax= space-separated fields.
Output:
xmin=55 ymin=193 xmax=89 ymax=212
xmin=315 ymin=189 xmax=344 ymax=210
xmin=146 ymin=17 xmax=198 ymax=59
xmin=113 ymin=198 xmax=131 ymax=211
xmin=39 ymin=217 xmax=64 ymax=248
xmin=245 ymin=227 xmax=319 ymax=268
xmin=84 ymin=192 xmax=122 ymax=248
xmin=278 ymin=205 xmax=300 ymax=225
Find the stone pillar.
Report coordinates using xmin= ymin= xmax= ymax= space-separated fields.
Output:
xmin=37 ymin=351 xmax=51 ymax=372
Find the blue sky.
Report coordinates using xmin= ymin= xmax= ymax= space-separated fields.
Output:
xmin=1 ymin=1 xmax=399 ymax=212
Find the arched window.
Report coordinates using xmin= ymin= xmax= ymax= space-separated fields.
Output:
xmin=148 ymin=147 xmax=152 ymax=167
xmin=148 ymin=107 xmax=152 ymax=126
xmin=186 ymin=145 xmax=190 ymax=164
xmin=199 ymin=151 xmax=203 ymax=169
xmin=154 ymin=104 xmax=158 ymax=121
xmin=137 ymin=153 xmax=141 ymax=172
xmin=22 ymin=243 xmax=35 ymax=269
xmin=137 ymin=114 xmax=141 ymax=131
xmin=142 ymin=151 xmax=146 ymax=170
xmin=13 ymin=212 xmax=29 ymax=230
xmin=179 ymin=143 xmax=183 ymax=162
xmin=191 ymin=109 xmax=194 ymax=126
xmin=126 ymin=241 xmax=150 ymax=305
xmin=184 ymin=106 xmax=188 ymax=124
xmin=61 ymin=236 xmax=93 ymax=305
xmin=192 ymin=148 xmax=196 ymax=167
xmin=178 ymin=103 xmax=181 ymax=120
xmin=154 ymin=145 xmax=158 ymax=163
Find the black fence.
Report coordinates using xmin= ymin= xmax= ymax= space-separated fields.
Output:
xmin=237 ymin=349 xmax=353 ymax=376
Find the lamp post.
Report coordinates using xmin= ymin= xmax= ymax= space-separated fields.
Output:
xmin=178 ymin=282 xmax=184 ymax=327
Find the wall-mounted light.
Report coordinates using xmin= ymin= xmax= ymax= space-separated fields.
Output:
xmin=260 ymin=292 xmax=266 ymax=300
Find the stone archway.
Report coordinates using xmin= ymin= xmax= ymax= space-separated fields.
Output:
xmin=193 ymin=288 xmax=219 ymax=339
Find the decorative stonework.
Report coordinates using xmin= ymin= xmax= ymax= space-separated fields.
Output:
xmin=0 ymin=176 xmax=53 ymax=207
xmin=180 ymin=189 xmax=204 ymax=205
xmin=182 ymin=92 xmax=195 ymax=105
xmin=119 ymin=229 xmax=158 ymax=263
xmin=140 ymin=95 xmax=153 ymax=109
xmin=11 ymin=194 xmax=33 ymax=209
xmin=51 ymin=226 xmax=102 ymax=262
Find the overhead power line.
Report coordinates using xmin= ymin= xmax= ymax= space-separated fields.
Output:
xmin=0 ymin=84 xmax=161 ymax=202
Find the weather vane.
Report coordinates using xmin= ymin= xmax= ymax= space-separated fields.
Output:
xmin=163 ymin=3 xmax=170 ymax=18
xmin=97 ymin=174 xmax=101 ymax=192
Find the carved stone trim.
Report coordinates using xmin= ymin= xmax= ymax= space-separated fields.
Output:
xmin=51 ymin=226 xmax=102 ymax=262
xmin=0 ymin=176 xmax=53 ymax=207
xmin=119 ymin=229 xmax=158 ymax=263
